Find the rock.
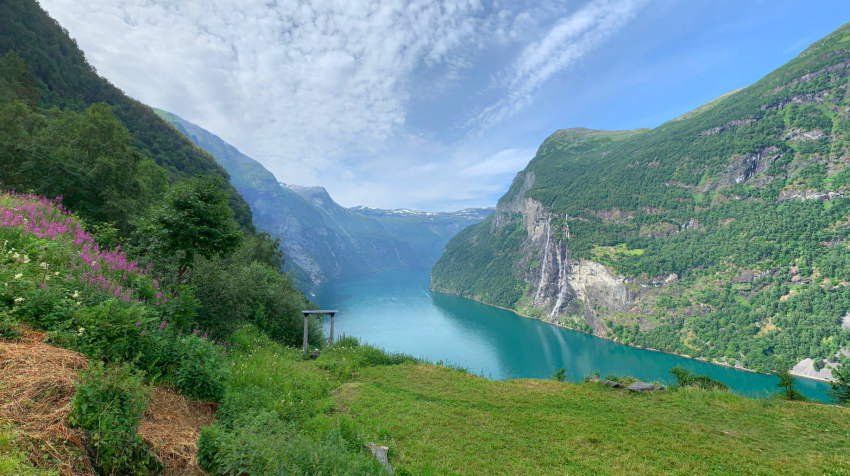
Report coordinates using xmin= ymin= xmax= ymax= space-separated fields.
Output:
xmin=365 ymin=442 xmax=393 ymax=474
xmin=628 ymin=382 xmax=663 ymax=393
xmin=600 ymin=379 xmax=624 ymax=389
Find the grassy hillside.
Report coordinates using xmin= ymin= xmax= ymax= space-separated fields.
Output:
xmin=334 ymin=364 xmax=850 ymax=476
xmin=433 ymin=23 xmax=850 ymax=374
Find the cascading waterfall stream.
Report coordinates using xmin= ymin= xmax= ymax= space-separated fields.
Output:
xmin=533 ymin=220 xmax=551 ymax=304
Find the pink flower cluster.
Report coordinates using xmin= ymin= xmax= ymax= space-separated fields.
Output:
xmin=0 ymin=194 xmax=86 ymax=242
xmin=2 ymin=193 xmax=154 ymax=303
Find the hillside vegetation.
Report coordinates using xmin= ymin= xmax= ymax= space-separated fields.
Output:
xmin=0 ymin=0 xmax=253 ymax=230
xmin=433 ymin=23 xmax=850 ymax=375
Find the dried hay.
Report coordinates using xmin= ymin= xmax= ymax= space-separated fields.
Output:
xmin=140 ymin=387 xmax=216 ymax=475
xmin=0 ymin=328 xmax=93 ymax=475
xmin=0 ymin=329 xmax=216 ymax=475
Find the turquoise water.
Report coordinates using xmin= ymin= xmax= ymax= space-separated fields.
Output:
xmin=312 ymin=268 xmax=833 ymax=402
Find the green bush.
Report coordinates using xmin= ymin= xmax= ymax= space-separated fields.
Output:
xmin=68 ymin=363 xmax=161 ymax=475
xmin=15 ymin=287 xmax=74 ymax=330
xmin=0 ymin=310 xmax=21 ymax=340
xmin=65 ymin=299 xmax=156 ymax=363
xmin=669 ymin=366 xmax=730 ymax=391
xmin=190 ymin=255 xmax=319 ymax=346
xmin=775 ymin=370 xmax=807 ymax=401
xmin=828 ymin=366 xmax=850 ymax=405
xmin=172 ymin=334 xmax=228 ymax=401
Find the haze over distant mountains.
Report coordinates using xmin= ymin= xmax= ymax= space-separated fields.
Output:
xmin=155 ymin=109 xmax=492 ymax=287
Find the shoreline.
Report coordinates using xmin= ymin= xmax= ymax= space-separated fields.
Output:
xmin=430 ymin=287 xmax=833 ymax=384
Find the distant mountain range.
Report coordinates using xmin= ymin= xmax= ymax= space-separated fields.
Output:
xmin=154 ymin=109 xmax=491 ymax=287
xmin=432 ymin=23 xmax=850 ymax=377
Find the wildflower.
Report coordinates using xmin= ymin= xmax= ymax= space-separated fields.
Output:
xmin=13 ymin=297 xmax=24 ymax=304
xmin=72 ymin=290 xmax=79 ymax=299
xmin=141 ymin=330 xmax=147 ymax=336
xmin=77 ymin=327 xmax=85 ymax=336
xmin=158 ymin=321 xmax=167 ymax=331
xmin=135 ymin=320 xmax=141 ymax=327
xmin=13 ymin=273 xmax=22 ymax=280
xmin=39 ymin=262 xmax=49 ymax=270
xmin=221 ymin=350 xmax=226 ymax=356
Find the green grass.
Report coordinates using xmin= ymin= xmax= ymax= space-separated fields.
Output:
xmin=331 ymin=364 xmax=850 ymax=476
xmin=0 ymin=427 xmax=58 ymax=476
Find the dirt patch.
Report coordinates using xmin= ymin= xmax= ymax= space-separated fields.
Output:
xmin=0 ymin=329 xmax=214 ymax=475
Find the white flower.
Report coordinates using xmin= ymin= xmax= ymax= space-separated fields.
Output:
xmin=13 ymin=273 xmax=22 ymax=280
xmin=72 ymin=291 xmax=80 ymax=299
xmin=13 ymin=297 xmax=24 ymax=304
xmin=77 ymin=327 xmax=85 ymax=336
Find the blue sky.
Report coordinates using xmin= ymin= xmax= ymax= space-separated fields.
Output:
xmin=39 ymin=0 xmax=850 ymax=211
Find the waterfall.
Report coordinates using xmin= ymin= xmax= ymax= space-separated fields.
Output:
xmin=533 ymin=220 xmax=551 ymax=304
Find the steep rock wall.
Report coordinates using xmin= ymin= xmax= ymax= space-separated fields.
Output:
xmin=499 ymin=173 xmax=634 ymax=335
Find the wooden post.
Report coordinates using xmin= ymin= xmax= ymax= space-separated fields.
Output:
xmin=303 ymin=312 xmax=310 ymax=354
xmin=329 ymin=311 xmax=336 ymax=345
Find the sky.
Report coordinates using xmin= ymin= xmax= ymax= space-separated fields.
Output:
xmin=39 ymin=0 xmax=850 ymax=211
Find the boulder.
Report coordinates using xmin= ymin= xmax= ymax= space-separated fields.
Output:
xmin=601 ymin=379 xmax=624 ymax=389
xmin=628 ymin=382 xmax=663 ymax=393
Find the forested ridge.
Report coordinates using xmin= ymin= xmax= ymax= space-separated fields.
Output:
xmin=433 ymin=23 xmax=850 ymax=374
xmin=0 ymin=0 xmax=254 ymax=230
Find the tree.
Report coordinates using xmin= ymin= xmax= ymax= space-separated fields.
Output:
xmin=142 ymin=175 xmax=242 ymax=286
xmin=828 ymin=366 xmax=850 ymax=405
xmin=774 ymin=370 xmax=806 ymax=401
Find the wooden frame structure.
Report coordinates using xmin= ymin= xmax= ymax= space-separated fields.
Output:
xmin=301 ymin=310 xmax=338 ymax=354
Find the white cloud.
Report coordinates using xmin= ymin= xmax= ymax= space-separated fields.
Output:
xmin=37 ymin=0 xmax=643 ymax=210
xmin=470 ymin=0 xmax=644 ymax=132
xmin=459 ymin=148 xmax=535 ymax=177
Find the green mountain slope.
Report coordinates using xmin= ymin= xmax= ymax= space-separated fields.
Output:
xmin=433 ymin=23 xmax=850 ymax=375
xmin=0 ymin=0 xmax=253 ymax=230
xmin=155 ymin=109 xmax=492 ymax=286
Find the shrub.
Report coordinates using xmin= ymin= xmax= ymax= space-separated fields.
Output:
xmin=553 ymin=367 xmax=567 ymax=382
xmin=828 ymin=366 xmax=850 ymax=405
xmin=15 ymin=287 xmax=74 ymax=330
xmin=775 ymin=370 xmax=807 ymax=401
xmin=0 ymin=310 xmax=21 ymax=340
xmin=68 ymin=363 xmax=161 ymax=475
xmin=66 ymin=299 xmax=156 ymax=363
xmin=669 ymin=366 xmax=730 ymax=391
xmin=190 ymin=256 xmax=318 ymax=346
xmin=172 ymin=334 xmax=228 ymax=401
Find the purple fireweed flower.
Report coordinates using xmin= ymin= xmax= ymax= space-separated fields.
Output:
xmin=135 ymin=321 xmax=141 ymax=327
xmin=159 ymin=321 xmax=167 ymax=331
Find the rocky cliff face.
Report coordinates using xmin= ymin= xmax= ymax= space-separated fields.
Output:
xmin=495 ymin=170 xmax=634 ymax=335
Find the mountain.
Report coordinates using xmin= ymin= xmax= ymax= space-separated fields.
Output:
xmin=0 ymin=0 xmax=254 ymax=230
xmin=154 ymin=109 xmax=492 ymax=286
xmin=432 ymin=24 xmax=850 ymax=376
